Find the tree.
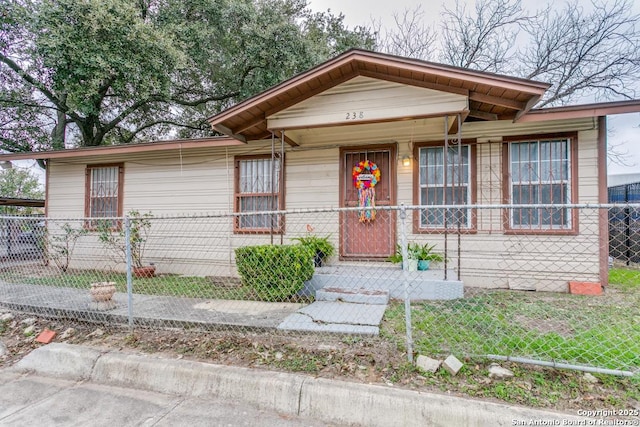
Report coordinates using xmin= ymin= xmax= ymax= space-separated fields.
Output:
xmin=377 ymin=0 xmax=640 ymax=107
xmin=0 ymin=0 xmax=375 ymax=153
xmin=0 ymin=167 xmax=44 ymax=214
xmin=373 ymin=5 xmax=436 ymax=60
xmin=519 ymin=0 xmax=640 ymax=107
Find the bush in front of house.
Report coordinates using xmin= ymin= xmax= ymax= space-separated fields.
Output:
xmin=235 ymin=244 xmax=314 ymax=301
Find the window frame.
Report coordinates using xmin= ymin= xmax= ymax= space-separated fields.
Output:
xmin=234 ymin=154 xmax=285 ymax=234
xmin=502 ymin=133 xmax=578 ymax=235
xmin=84 ymin=163 xmax=124 ymax=230
xmin=412 ymin=140 xmax=477 ymax=234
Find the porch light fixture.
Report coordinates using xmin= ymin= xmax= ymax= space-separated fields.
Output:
xmin=402 ymin=155 xmax=411 ymax=167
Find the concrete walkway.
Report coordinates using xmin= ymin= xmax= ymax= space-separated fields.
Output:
xmin=0 ymin=281 xmax=388 ymax=334
xmin=278 ymin=287 xmax=390 ymax=335
xmin=0 ymin=281 xmax=303 ymax=330
xmin=4 ymin=343 xmax=591 ymax=427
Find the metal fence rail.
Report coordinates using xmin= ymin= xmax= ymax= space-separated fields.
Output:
xmin=0 ymin=204 xmax=638 ymax=375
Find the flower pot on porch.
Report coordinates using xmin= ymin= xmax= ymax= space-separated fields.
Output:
xmin=407 ymin=259 xmax=418 ymax=271
xmin=417 ymin=260 xmax=430 ymax=271
xmin=133 ymin=265 xmax=156 ymax=278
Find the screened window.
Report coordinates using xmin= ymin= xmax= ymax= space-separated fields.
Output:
xmin=235 ymin=156 xmax=283 ymax=232
xmin=85 ymin=164 xmax=123 ymax=227
xmin=418 ymin=145 xmax=470 ymax=228
xmin=509 ymin=139 xmax=571 ymax=229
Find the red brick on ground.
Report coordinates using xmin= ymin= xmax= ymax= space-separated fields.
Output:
xmin=36 ymin=329 xmax=56 ymax=344
xmin=568 ymin=281 xmax=603 ymax=295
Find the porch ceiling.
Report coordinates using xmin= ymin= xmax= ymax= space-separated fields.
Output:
xmin=284 ymin=116 xmax=450 ymax=145
xmin=207 ymin=49 xmax=550 ymax=146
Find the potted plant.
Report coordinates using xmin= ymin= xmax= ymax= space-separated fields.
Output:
xmin=388 ymin=243 xmax=418 ymax=271
xmin=292 ymin=235 xmax=336 ymax=267
xmin=389 ymin=243 xmax=444 ymax=271
xmin=98 ymin=210 xmax=155 ymax=277
xmin=412 ymin=243 xmax=444 ymax=271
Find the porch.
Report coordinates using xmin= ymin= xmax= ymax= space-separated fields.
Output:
xmin=302 ymin=261 xmax=464 ymax=301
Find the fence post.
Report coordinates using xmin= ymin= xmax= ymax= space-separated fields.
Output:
xmin=124 ymin=216 xmax=133 ymax=329
xmin=399 ymin=204 xmax=413 ymax=363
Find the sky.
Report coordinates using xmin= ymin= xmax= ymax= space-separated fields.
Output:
xmin=309 ymin=0 xmax=640 ymax=177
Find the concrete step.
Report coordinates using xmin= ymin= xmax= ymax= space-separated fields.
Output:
xmin=304 ymin=271 xmax=464 ymax=300
xmin=315 ymin=287 xmax=389 ymax=305
xmin=277 ymin=301 xmax=387 ymax=336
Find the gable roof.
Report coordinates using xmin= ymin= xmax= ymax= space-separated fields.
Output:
xmin=207 ymin=49 xmax=551 ymax=143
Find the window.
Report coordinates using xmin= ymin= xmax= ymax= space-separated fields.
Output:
xmin=85 ymin=164 xmax=123 ymax=227
xmin=234 ymin=155 xmax=284 ymax=233
xmin=509 ymin=138 xmax=572 ymax=230
xmin=417 ymin=144 xmax=472 ymax=229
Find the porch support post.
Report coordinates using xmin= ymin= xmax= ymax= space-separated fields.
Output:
xmin=443 ymin=116 xmax=449 ymax=280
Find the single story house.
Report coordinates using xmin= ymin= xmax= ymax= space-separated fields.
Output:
xmin=3 ymin=49 xmax=640 ymax=292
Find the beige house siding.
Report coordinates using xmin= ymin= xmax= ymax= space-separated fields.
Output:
xmin=395 ymin=122 xmax=601 ymax=292
xmin=267 ymin=76 xmax=468 ymax=129
xmin=45 ymin=117 xmax=602 ymax=290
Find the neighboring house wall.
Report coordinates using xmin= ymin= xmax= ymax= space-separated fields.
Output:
xmin=45 ymin=117 xmax=602 ymax=291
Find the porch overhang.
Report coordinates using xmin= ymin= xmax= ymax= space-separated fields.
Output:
xmin=207 ymin=49 xmax=550 ymax=145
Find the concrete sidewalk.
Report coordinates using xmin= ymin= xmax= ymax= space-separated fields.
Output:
xmin=0 ymin=281 xmax=388 ymax=334
xmin=0 ymin=371 xmax=331 ymax=426
xmin=7 ymin=343 xmax=590 ymax=427
xmin=0 ymin=281 xmax=304 ymax=329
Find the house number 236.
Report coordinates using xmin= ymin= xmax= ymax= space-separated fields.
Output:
xmin=345 ymin=111 xmax=364 ymax=120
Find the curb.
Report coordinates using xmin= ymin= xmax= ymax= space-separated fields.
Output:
xmin=12 ymin=343 xmax=589 ymax=427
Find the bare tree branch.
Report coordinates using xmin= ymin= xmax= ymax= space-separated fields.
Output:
xmin=521 ymin=0 xmax=640 ymax=107
xmin=440 ymin=0 xmax=527 ymax=72
xmin=0 ymin=53 xmax=81 ymax=122
xmin=375 ymin=6 xmax=436 ymax=60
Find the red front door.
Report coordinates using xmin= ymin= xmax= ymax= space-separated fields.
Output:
xmin=340 ymin=145 xmax=396 ymax=259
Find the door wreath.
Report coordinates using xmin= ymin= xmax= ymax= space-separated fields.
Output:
xmin=352 ymin=160 xmax=380 ymax=222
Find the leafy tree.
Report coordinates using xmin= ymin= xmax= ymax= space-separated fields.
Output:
xmin=0 ymin=167 xmax=44 ymax=214
xmin=0 ymin=0 xmax=374 ymax=153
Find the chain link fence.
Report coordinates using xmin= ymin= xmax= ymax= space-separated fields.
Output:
xmin=0 ymin=205 xmax=638 ymax=375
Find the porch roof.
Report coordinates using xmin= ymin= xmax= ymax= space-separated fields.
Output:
xmin=207 ymin=49 xmax=551 ymax=144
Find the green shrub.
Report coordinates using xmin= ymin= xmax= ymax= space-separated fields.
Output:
xmin=235 ymin=244 xmax=315 ymax=301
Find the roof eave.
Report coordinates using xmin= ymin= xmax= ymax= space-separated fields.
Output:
xmin=207 ymin=49 xmax=551 ymax=130
xmin=0 ymin=137 xmax=241 ymax=161
xmin=516 ymin=99 xmax=640 ymax=123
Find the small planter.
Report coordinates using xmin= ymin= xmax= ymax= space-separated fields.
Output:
xmin=133 ymin=265 xmax=156 ymax=278
xmin=89 ymin=282 xmax=117 ymax=311
xmin=407 ymin=259 xmax=418 ymax=272
xmin=417 ymin=260 xmax=430 ymax=271
xmin=90 ymin=281 xmax=116 ymax=302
